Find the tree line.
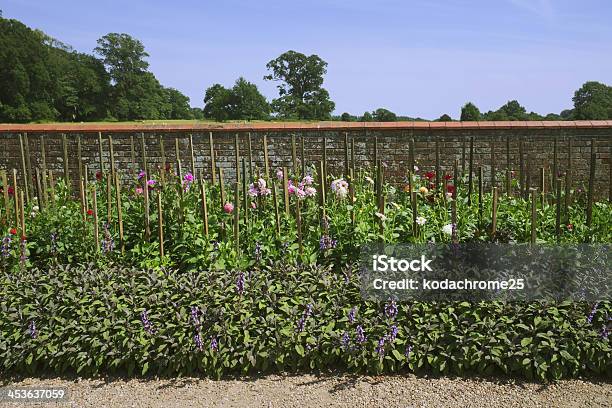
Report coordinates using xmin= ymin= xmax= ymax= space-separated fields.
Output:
xmin=1 ymin=13 xmax=611 ymax=123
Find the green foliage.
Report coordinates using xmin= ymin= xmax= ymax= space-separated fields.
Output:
xmin=460 ymin=102 xmax=481 ymax=121
xmin=372 ymin=108 xmax=397 ymax=122
xmin=203 ymin=78 xmax=270 ymax=121
xmin=264 ymin=50 xmax=335 ymax=120
xmin=0 ymin=262 xmax=609 ymax=379
xmin=0 ymin=170 xmax=610 ymax=380
xmin=572 ymin=81 xmax=612 ymax=120
xmin=436 ymin=114 xmax=452 ymax=121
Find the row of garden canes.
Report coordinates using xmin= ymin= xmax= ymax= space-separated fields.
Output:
xmin=0 ymin=134 xmax=605 ymax=263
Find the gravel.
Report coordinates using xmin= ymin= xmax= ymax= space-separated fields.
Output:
xmin=1 ymin=374 xmax=610 ymax=408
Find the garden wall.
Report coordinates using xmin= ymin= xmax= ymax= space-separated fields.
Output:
xmin=0 ymin=121 xmax=611 ymax=198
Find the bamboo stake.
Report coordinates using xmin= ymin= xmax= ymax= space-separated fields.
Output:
xmin=282 ymin=166 xmax=289 ymax=215
xmin=157 ymin=190 xmax=164 ymax=258
xmin=435 ymin=139 xmax=440 ymax=192
xmin=189 ymin=133 xmax=196 ymax=177
xmin=409 ymin=138 xmax=416 ymax=174
xmin=322 ymin=135 xmax=327 ymax=184
xmin=506 ymin=136 xmax=511 ymax=195
xmin=377 ymin=160 xmax=384 ymax=236
xmin=242 ymin=158 xmax=248 ymax=220
xmin=199 ymin=175 xmax=209 ymax=237
xmin=349 ymin=168 xmax=355 ymax=225
xmin=373 ymin=136 xmax=378 ymax=180
xmin=35 ymin=168 xmax=43 ymax=212
xmin=301 ymin=133 xmax=306 ymax=177
xmin=233 ymin=182 xmax=240 ymax=254
xmin=540 ymin=167 xmax=546 ymax=206
xmin=108 ymin=135 xmax=116 ymax=182
xmin=175 ymin=137 xmax=181 ymax=173
xmin=159 ymin=135 xmax=166 ymax=184
xmin=143 ymin=170 xmax=151 ymax=242
xmin=296 ymin=196 xmax=303 ymax=255
xmin=609 ymin=138 xmax=612 ymax=203
xmin=83 ymin=165 xmax=88 ymax=210
xmin=19 ymin=190 xmax=25 ymax=236
xmin=219 ymin=167 xmax=226 ymax=207
xmin=114 ymin=172 xmax=124 ymax=255
xmin=565 ymin=138 xmax=572 ymax=223
xmin=525 ymin=155 xmax=531 ymax=199
xmin=291 ymin=133 xmax=297 ymax=175
xmin=23 ymin=133 xmax=33 ymax=202
xmin=48 ymin=171 xmax=56 ymax=204
xmin=350 ymin=136 xmax=356 ymax=180
xmin=461 ymin=139 xmax=466 ymax=176
xmin=552 ymin=137 xmax=558 ymax=189
xmin=491 ymin=186 xmax=498 ymax=236
xmin=98 ymin=132 xmax=104 ymax=173
xmin=106 ymin=171 xmax=112 ymax=224
xmin=272 ymin=179 xmax=281 ymax=237
xmin=77 ymin=136 xmax=84 ymax=210
xmin=586 ymin=139 xmax=596 ymax=227
xmin=140 ymin=133 xmax=148 ymax=174
xmin=262 ymin=134 xmax=270 ymax=180
xmin=411 ymin=190 xmax=418 ymax=237
xmin=452 ymin=160 xmax=458 ymax=244
xmin=248 ymin=132 xmax=254 ymax=179
xmin=555 ymin=177 xmax=562 ymax=242
xmin=13 ymin=183 xmax=20 ymax=235
xmin=318 ymin=161 xmax=326 ymax=227
xmin=344 ymin=132 xmax=350 ymax=177
xmin=1 ymin=170 xmax=10 ymax=221
xmin=40 ymin=136 xmax=47 ymax=204
xmin=19 ymin=134 xmax=29 ymax=202
xmin=209 ymin=132 xmax=217 ymax=185
xmin=478 ymin=166 xmax=483 ymax=223
xmin=529 ymin=188 xmax=538 ymax=244
xmin=130 ymin=134 xmax=136 ymax=172
xmin=235 ymin=133 xmax=241 ymax=185
xmin=519 ymin=138 xmax=525 ymax=195
xmin=490 ymin=140 xmax=496 ymax=189
xmin=92 ymin=185 xmax=99 ymax=253
xmin=468 ymin=137 xmax=474 ymax=205
xmin=79 ymin=178 xmax=86 ymax=222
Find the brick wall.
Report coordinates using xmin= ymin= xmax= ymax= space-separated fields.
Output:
xmin=0 ymin=122 xmax=610 ymax=199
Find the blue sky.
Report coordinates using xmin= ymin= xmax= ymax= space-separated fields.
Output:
xmin=3 ymin=0 xmax=611 ymax=119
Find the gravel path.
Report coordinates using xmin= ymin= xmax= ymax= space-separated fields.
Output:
xmin=1 ymin=374 xmax=610 ymax=408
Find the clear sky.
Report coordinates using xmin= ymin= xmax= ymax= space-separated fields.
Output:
xmin=2 ymin=0 xmax=611 ymax=119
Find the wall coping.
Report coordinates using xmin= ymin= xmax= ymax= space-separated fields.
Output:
xmin=1 ymin=120 xmax=611 ymax=133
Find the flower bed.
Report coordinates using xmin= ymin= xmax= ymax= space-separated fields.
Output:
xmin=0 ymin=166 xmax=610 ymax=380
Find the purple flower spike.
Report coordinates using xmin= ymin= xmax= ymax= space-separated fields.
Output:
xmin=348 ymin=307 xmax=356 ymax=324
xmin=140 ymin=309 xmax=154 ymax=335
xmin=28 ymin=321 xmax=37 ymax=339
xmin=384 ymin=300 xmax=398 ymax=319
xmin=210 ymin=336 xmax=219 ymax=352
xmin=356 ymin=325 xmax=366 ymax=344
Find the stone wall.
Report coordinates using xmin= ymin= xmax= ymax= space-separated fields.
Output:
xmin=0 ymin=123 xmax=610 ymax=199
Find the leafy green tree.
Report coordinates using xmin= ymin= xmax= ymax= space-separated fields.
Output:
xmin=372 ymin=108 xmax=397 ymax=122
xmin=230 ymin=77 xmax=270 ymax=120
xmin=95 ymin=33 xmax=168 ymax=120
xmin=437 ymin=113 xmax=452 ymax=121
xmin=340 ymin=112 xmax=352 ymax=121
xmin=361 ymin=111 xmax=373 ymax=122
xmin=572 ymin=81 xmax=612 ymax=120
xmin=162 ymin=87 xmax=193 ymax=119
xmin=203 ymin=84 xmax=233 ymax=121
xmin=460 ymin=102 xmax=481 ymax=121
xmin=203 ymin=78 xmax=269 ymax=121
xmin=264 ymin=50 xmax=335 ymax=120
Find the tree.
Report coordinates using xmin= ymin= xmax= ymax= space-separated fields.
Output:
xmin=460 ymin=102 xmax=481 ymax=121
xmin=572 ymin=81 xmax=612 ymax=120
xmin=340 ymin=112 xmax=352 ymax=121
xmin=230 ymin=77 xmax=270 ymax=120
xmin=94 ymin=33 xmax=167 ymax=120
xmin=203 ymin=78 xmax=270 ymax=121
xmin=361 ymin=111 xmax=373 ymax=122
xmin=203 ymin=84 xmax=233 ymax=122
xmin=264 ymin=50 xmax=335 ymax=120
xmin=372 ymin=108 xmax=397 ymax=122
xmin=162 ymin=87 xmax=192 ymax=119
xmin=437 ymin=114 xmax=452 ymax=121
